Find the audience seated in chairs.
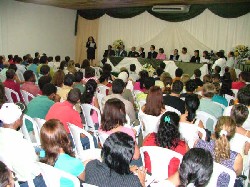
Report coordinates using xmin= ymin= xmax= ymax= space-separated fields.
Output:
xmin=40 ymin=119 xmax=85 ymax=186
xmin=57 ymin=74 xmax=74 ymax=101
xmin=51 ymin=68 xmax=65 ymax=88
xmin=133 ymin=70 xmax=149 ymax=92
xmin=212 ymin=82 xmax=228 ymax=107
xmin=136 ymin=77 xmax=155 ymax=103
xmin=180 ymin=79 xmax=198 ymax=99
xmin=143 ymin=111 xmax=188 ymax=176
xmin=21 ymin=70 xmax=40 ymax=96
xmin=73 ymin=71 xmax=85 ymax=94
xmin=173 ymin=68 xmax=183 ymax=83
xmin=85 ymin=132 xmax=146 ymax=187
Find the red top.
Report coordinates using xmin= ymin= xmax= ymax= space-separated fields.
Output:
xmin=21 ymin=82 xmax=40 ymax=96
xmin=45 ymin=101 xmax=83 ymax=133
xmin=143 ymin=133 xmax=187 ymax=177
xmin=232 ymin=81 xmax=246 ymax=90
xmin=3 ymin=79 xmax=24 ymax=103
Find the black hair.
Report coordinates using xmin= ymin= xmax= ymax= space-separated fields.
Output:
xmin=239 ymin=71 xmax=248 ymax=82
xmin=67 ymin=88 xmax=81 ymax=105
xmin=102 ymin=132 xmax=134 ymax=175
xmin=38 ymin=75 xmax=52 ymax=90
xmin=35 ymin=52 xmax=39 ymax=58
xmin=40 ymin=65 xmax=50 ymax=75
xmin=231 ymin=104 xmax=249 ymax=127
xmin=8 ymin=55 xmax=13 ymax=60
xmin=160 ymin=62 xmax=166 ymax=70
xmin=140 ymin=47 xmax=144 ymax=52
xmin=81 ymin=79 xmax=97 ymax=104
xmin=55 ymin=55 xmax=60 ymax=62
xmin=65 ymin=56 xmax=70 ymax=62
xmin=156 ymin=67 xmax=164 ymax=77
xmin=215 ymin=66 xmax=221 ymax=74
xmin=159 ymin=48 xmax=164 ymax=53
xmin=42 ymin=83 xmax=57 ymax=96
xmin=0 ymin=161 xmax=11 ymax=187
xmin=212 ymin=73 xmax=220 ymax=80
xmin=229 ymin=51 xmax=234 ymax=57
xmin=175 ymin=68 xmax=183 ymax=77
xmin=74 ymin=71 xmax=83 ymax=82
xmin=33 ymin=57 xmax=39 ymax=65
xmin=23 ymin=70 xmax=34 ymax=81
xmin=81 ymin=59 xmax=90 ymax=69
xmin=172 ymin=80 xmax=183 ymax=94
xmin=112 ymin=79 xmax=125 ymax=94
xmin=203 ymin=51 xmax=209 ymax=59
xmin=150 ymin=45 xmax=155 ymax=50
xmin=130 ymin=64 xmax=136 ymax=72
xmin=6 ymin=69 xmax=15 ymax=79
xmin=64 ymin=74 xmax=75 ymax=86
xmin=185 ymin=95 xmax=200 ymax=122
xmin=75 ymin=63 xmax=80 ymax=68
xmin=237 ymin=85 xmax=250 ymax=106
xmin=48 ymin=56 xmax=53 ymax=62
xmin=144 ymin=77 xmax=155 ymax=90
xmin=156 ymin=111 xmax=180 ymax=149
xmin=102 ymin=64 xmax=112 ymax=74
xmin=8 ymin=64 xmax=17 ymax=72
xmin=217 ymin=51 xmax=224 ymax=58
xmin=194 ymin=69 xmax=201 ymax=78
xmin=85 ymin=67 xmax=95 ymax=78
xmin=39 ymin=55 xmax=48 ymax=64
xmin=182 ymin=47 xmax=187 ymax=52
xmin=59 ymin=60 xmax=67 ymax=70
xmin=99 ymin=73 xmax=110 ymax=83
xmin=179 ymin=148 xmax=213 ymax=187
xmin=186 ymin=79 xmax=197 ymax=92
xmin=139 ymin=70 xmax=149 ymax=89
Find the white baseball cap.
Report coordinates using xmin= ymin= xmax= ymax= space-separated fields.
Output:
xmin=0 ymin=103 xmax=23 ymax=124
xmin=118 ymin=71 xmax=128 ymax=83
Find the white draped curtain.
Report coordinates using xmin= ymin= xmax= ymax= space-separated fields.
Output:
xmin=97 ymin=9 xmax=250 ymax=61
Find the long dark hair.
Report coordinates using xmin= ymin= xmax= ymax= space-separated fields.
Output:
xmin=139 ymin=70 xmax=149 ymax=89
xmin=156 ymin=111 xmax=180 ymax=149
xmin=185 ymin=95 xmax=200 ymax=122
xmin=81 ymin=79 xmax=97 ymax=104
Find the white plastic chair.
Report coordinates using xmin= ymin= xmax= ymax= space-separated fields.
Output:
xmin=98 ymin=132 xmax=109 ymax=147
xmin=196 ymin=111 xmax=218 ymax=132
xmin=206 ymin=162 xmax=236 ymax=187
xmin=33 ymin=118 xmax=46 ymax=132
xmin=231 ymin=89 xmax=239 ymax=98
xmin=68 ymin=123 xmax=101 ymax=162
xmin=97 ymin=85 xmax=109 ymax=96
xmin=21 ymin=114 xmax=40 ymax=145
xmin=230 ymin=133 xmax=250 ymax=155
xmin=38 ymin=162 xmax=80 ymax=187
xmin=165 ymin=105 xmax=181 ymax=116
xmin=140 ymin=146 xmax=183 ymax=181
xmin=81 ymin=104 xmax=101 ymax=132
xmin=20 ymin=90 xmax=35 ymax=105
xmin=224 ymin=94 xmax=235 ymax=106
xmin=96 ymin=92 xmax=105 ymax=113
xmin=82 ymin=183 xmax=98 ymax=187
xmin=4 ymin=87 xmax=21 ymax=103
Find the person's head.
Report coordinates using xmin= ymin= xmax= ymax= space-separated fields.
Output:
xmin=162 ymin=76 xmax=173 ymax=94
xmin=23 ymin=70 xmax=35 ymax=82
xmin=33 ymin=57 xmax=39 ymax=65
xmin=156 ymin=111 xmax=180 ymax=148
xmin=144 ymin=86 xmax=164 ymax=116
xmin=51 ymin=70 xmax=65 ymax=87
xmin=40 ymin=119 xmax=74 ymax=166
xmin=108 ymin=45 xmax=112 ymax=50
xmin=38 ymin=75 xmax=52 ymax=90
xmin=228 ymin=51 xmax=234 ymax=58
xmin=194 ymin=50 xmax=199 ymax=57
xmin=182 ymin=47 xmax=187 ymax=54
xmin=179 ymin=148 xmax=213 ymax=187
xmin=48 ymin=56 xmax=53 ymax=62
xmin=239 ymin=71 xmax=248 ymax=82
xmin=8 ymin=55 xmax=13 ymax=60
xmin=64 ymin=74 xmax=75 ymax=87
xmin=171 ymin=80 xmax=183 ymax=94
xmin=212 ymin=73 xmax=220 ymax=83
xmin=101 ymin=98 xmax=127 ymax=131
xmin=112 ymin=79 xmax=125 ymax=94
xmin=237 ymin=85 xmax=250 ymax=106
xmin=67 ymin=60 xmax=75 ymax=69
xmin=130 ymin=64 xmax=136 ymax=72
xmin=98 ymin=73 xmax=109 ymax=84
xmin=27 ymin=57 xmax=33 ymax=65
xmin=203 ymin=50 xmax=209 ymax=58
xmin=0 ymin=103 xmax=23 ymax=129
xmin=0 ymin=161 xmax=14 ymax=187
xmin=203 ymin=74 xmax=212 ymax=84
xmin=174 ymin=49 xmax=178 ymax=55
xmin=5 ymin=69 xmax=15 ymax=80
xmin=40 ymin=65 xmax=50 ymax=76
xmin=214 ymin=116 xmax=236 ymax=162
xmin=0 ymin=82 xmax=5 ymax=106
xmin=65 ymin=56 xmax=70 ymax=62
xmin=185 ymin=79 xmax=197 ymax=93
xmin=180 ymin=74 xmax=190 ymax=86
xmin=35 ymin=52 xmax=40 ymax=58
xmin=185 ymin=95 xmax=200 ymax=122
xmin=55 ymin=55 xmax=60 ymax=62
xmin=8 ymin=64 xmax=17 ymax=72
xmin=120 ymin=45 xmax=125 ymax=50
xmin=88 ymin=36 xmax=94 ymax=42
xmin=212 ymin=82 xmax=221 ymax=94
xmin=42 ymin=83 xmax=57 ymax=100
xmin=144 ymin=77 xmax=155 ymax=90
xmin=67 ymin=88 xmax=81 ymax=105
xmin=81 ymin=79 xmax=97 ymax=104
xmin=194 ymin=69 xmax=201 ymax=78
xmin=159 ymin=62 xmax=166 ymax=70
xmin=75 ymin=63 xmax=80 ymax=68
xmin=150 ymin=45 xmax=155 ymax=51
xmin=102 ymin=64 xmax=112 ymax=74
xmin=118 ymin=71 xmax=129 ymax=83
xmin=159 ymin=48 xmax=164 ymax=54
xmin=155 ymin=67 xmax=163 ymax=77
xmin=202 ymin=83 xmax=216 ymax=98
xmin=74 ymin=71 xmax=83 ymax=83
xmin=175 ymin=68 xmax=183 ymax=78
xmin=131 ymin=46 xmax=136 ymax=51
xmin=139 ymin=47 xmax=144 ymax=52
xmin=81 ymin=59 xmax=90 ymax=69
xmin=216 ymin=51 xmax=224 ymax=58
xmin=231 ymin=104 xmax=249 ymax=127
xmin=214 ymin=66 xmax=221 ymax=75
xmin=139 ymin=70 xmax=149 ymax=89
xmin=85 ymin=67 xmax=95 ymax=78
xmin=39 ymin=55 xmax=48 ymax=64
xmin=102 ymin=132 xmax=134 ymax=175
xmin=59 ymin=60 xmax=67 ymax=70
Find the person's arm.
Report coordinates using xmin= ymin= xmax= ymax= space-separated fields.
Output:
xmin=78 ymin=171 xmax=85 ymax=181
xmin=244 ymin=142 xmax=250 ymax=155
xmin=233 ymin=153 xmax=243 ymax=176
xmin=93 ymin=97 xmax=100 ymax=109
xmin=133 ymin=141 xmax=140 ymax=160
xmin=136 ymin=167 xmax=146 ymax=187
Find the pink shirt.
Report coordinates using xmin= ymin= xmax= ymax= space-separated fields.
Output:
xmin=99 ymin=126 xmax=135 ymax=141
xmin=21 ymin=82 xmax=40 ymax=96
xmin=156 ymin=53 xmax=166 ymax=60
xmin=133 ymin=82 xmax=146 ymax=92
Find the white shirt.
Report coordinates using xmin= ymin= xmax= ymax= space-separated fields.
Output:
xmin=129 ymin=71 xmax=139 ymax=82
xmin=212 ymin=58 xmax=227 ymax=76
xmin=48 ymin=61 xmax=60 ymax=72
xmin=0 ymin=128 xmax=41 ymax=181
xmin=226 ymin=57 xmax=235 ymax=68
xmin=200 ymin=57 xmax=210 ymax=63
xmin=179 ymin=53 xmax=191 ymax=62
xmin=16 ymin=64 xmax=26 ymax=75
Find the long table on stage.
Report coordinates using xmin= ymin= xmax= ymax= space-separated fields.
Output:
xmin=106 ymin=57 xmax=208 ymax=78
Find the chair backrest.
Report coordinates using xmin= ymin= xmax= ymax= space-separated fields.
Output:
xmin=80 ymin=104 xmax=101 ymax=131
xmin=38 ymin=162 xmax=80 ymax=187
xmin=20 ymin=90 xmax=35 ymax=105
xmin=231 ymin=89 xmax=239 ymax=98
xmin=196 ymin=111 xmax=218 ymax=132
xmin=206 ymin=162 xmax=236 ymax=187
xmin=33 ymin=118 xmax=46 ymax=132
xmin=224 ymin=94 xmax=235 ymax=106
xmin=97 ymin=85 xmax=108 ymax=96
xmin=98 ymin=132 xmax=109 ymax=147
xmin=165 ymin=105 xmax=181 ymax=116
xmin=230 ymin=133 xmax=250 ymax=155
xmin=213 ymin=102 xmax=226 ymax=109
xmin=140 ymin=146 xmax=183 ymax=181
xmin=4 ymin=87 xmax=20 ymax=103
xmin=96 ymin=92 xmax=105 ymax=113
xmin=21 ymin=114 xmax=41 ymax=145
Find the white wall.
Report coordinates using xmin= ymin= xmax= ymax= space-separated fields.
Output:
xmin=0 ymin=0 xmax=76 ymax=59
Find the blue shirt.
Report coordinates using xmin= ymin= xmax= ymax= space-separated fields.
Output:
xmin=212 ymin=94 xmax=228 ymax=107
xmin=55 ymin=153 xmax=84 ymax=187
xmin=27 ymin=64 xmax=38 ymax=77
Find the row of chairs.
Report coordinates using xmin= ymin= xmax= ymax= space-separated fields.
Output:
xmin=4 ymin=87 xmax=34 ymax=105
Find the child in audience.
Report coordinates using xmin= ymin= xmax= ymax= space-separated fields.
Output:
xmin=40 ymin=119 xmax=85 ymax=187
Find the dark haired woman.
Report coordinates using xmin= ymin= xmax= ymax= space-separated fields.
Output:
xmin=156 ymin=48 xmax=166 ymax=60
xmin=85 ymin=132 xmax=146 ymax=187
xmin=180 ymin=79 xmax=198 ymax=99
xmin=40 ymin=119 xmax=85 ymax=187
xmin=133 ymin=70 xmax=149 ymax=92
xmin=86 ymin=36 xmax=96 ymax=66
xmin=143 ymin=111 xmax=188 ymax=177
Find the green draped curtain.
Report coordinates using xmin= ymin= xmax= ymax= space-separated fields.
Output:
xmin=75 ymin=3 xmax=250 ymax=34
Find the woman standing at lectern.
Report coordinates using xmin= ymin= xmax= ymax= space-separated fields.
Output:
xmin=86 ymin=36 xmax=97 ymax=66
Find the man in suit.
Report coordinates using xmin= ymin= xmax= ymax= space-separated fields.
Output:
xmin=101 ymin=45 xmax=115 ymax=64
xmin=169 ymin=49 xmax=180 ymax=61
xmin=117 ymin=45 xmax=127 ymax=57
xmin=147 ymin=45 xmax=158 ymax=59
xmin=128 ymin=47 xmax=139 ymax=58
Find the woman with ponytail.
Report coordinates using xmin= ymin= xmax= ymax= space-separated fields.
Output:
xmin=195 ymin=116 xmax=243 ymax=186
xmin=143 ymin=111 xmax=188 ymax=177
